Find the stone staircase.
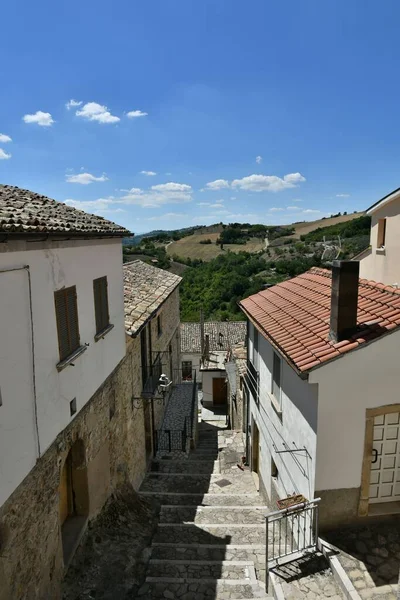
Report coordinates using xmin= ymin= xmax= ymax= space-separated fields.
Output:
xmin=138 ymin=421 xmax=272 ymax=599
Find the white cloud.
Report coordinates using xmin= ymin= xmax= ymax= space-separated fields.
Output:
xmin=127 ymin=110 xmax=148 ymax=118
xmin=66 ymin=99 xmax=82 ymax=110
xmin=256 ymin=155 xmax=262 ymax=164
xmin=66 ymin=172 xmax=109 ymax=185
xmin=292 ymin=198 xmax=303 ymax=202
xmin=232 ymin=172 xmax=306 ymax=192
xmin=230 ymin=197 xmax=237 ymax=200
xmin=205 ymin=179 xmax=230 ymax=190
xmin=302 ymin=209 xmax=321 ymax=214
xmin=0 ymin=149 xmax=11 ymax=160
xmin=23 ymin=111 xmax=54 ymax=127
xmin=269 ymin=207 xmax=285 ymax=212
xmin=151 ymin=182 xmax=191 ymax=193
xmin=140 ymin=170 xmax=157 ymax=176
xmin=66 ymin=197 xmax=115 ymax=211
xmin=336 ymin=193 xmax=350 ymax=198
xmin=0 ymin=134 xmax=12 ymax=143
xmin=76 ymin=102 xmax=120 ymax=124
xmin=286 ymin=206 xmax=299 ymax=210
xmin=144 ymin=212 xmax=188 ymax=221
xmin=197 ymin=201 xmax=224 ymax=208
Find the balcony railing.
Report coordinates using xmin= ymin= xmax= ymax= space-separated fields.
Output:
xmin=142 ymin=352 xmax=163 ymax=398
xmin=245 ymin=359 xmax=259 ymax=402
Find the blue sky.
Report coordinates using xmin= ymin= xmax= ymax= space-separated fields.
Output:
xmin=1 ymin=1 xmax=400 ymax=233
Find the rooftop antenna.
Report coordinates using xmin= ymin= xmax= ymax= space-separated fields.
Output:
xmin=322 ymin=235 xmax=342 ymax=262
xmin=200 ymin=307 xmax=205 ymax=359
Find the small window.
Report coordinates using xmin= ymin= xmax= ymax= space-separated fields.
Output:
xmin=157 ymin=314 xmax=162 ymax=337
xmin=70 ymin=398 xmax=77 ymax=416
xmin=377 ymin=219 xmax=386 ymax=248
xmin=252 ymin=327 xmax=259 ymax=367
xmin=54 ymin=286 xmax=80 ymax=361
xmin=271 ymin=457 xmax=278 ymax=479
xmin=182 ymin=361 xmax=192 ymax=380
xmin=272 ymin=352 xmax=281 ymax=405
xmin=93 ymin=276 xmax=110 ymax=335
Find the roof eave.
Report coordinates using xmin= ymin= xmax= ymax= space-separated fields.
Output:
xmin=366 ymin=187 xmax=400 ymax=214
xmin=0 ymin=230 xmax=132 ymax=241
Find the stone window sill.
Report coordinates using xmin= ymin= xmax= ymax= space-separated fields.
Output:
xmin=56 ymin=345 xmax=87 ymax=372
xmin=376 ymin=247 xmax=386 ymax=255
xmin=94 ymin=323 xmax=114 ymax=342
xmin=270 ymin=394 xmax=283 ymax=419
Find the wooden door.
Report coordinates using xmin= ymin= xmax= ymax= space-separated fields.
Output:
xmin=369 ymin=412 xmax=400 ymax=503
xmin=213 ymin=377 xmax=227 ymax=405
xmin=252 ymin=420 xmax=259 ymax=474
xmin=59 ymin=457 xmax=72 ymax=525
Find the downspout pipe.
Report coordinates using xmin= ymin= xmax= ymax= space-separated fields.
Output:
xmin=0 ymin=265 xmax=41 ymax=457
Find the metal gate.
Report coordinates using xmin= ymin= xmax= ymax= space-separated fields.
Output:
xmin=266 ymin=498 xmax=320 ymax=572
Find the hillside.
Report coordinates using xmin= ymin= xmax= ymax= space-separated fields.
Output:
xmin=165 ymin=212 xmax=365 ymax=262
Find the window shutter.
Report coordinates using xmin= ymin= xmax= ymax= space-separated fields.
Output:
xmin=93 ymin=276 xmax=109 ymax=334
xmin=54 ymin=286 xmax=80 ymax=361
xmin=55 ymin=290 xmax=69 ymax=361
xmin=67 ymin=287 xmax=80 ymax=350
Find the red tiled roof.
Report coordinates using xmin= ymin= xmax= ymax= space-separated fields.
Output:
xmin=239 ymin=268 xmax=400 ymax=374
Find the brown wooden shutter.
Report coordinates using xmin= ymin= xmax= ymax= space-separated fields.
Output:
xmin=93 ymin=276 xmax=109 ymax=334
xmin=54 ymin=286 xmax=80 ymax=361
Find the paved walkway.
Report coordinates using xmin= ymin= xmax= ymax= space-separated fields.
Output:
xmin=138 ymin=422 xmax=346 ymax=599
xmin=326 ymin=523 xmax=399 ymax=599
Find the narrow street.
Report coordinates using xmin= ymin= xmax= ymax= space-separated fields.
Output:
xmin=138 ymin=421 xmax=272 ymax=599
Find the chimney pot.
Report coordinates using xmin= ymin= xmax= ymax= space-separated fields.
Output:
xmin=329 ymin=260 xmax=359 ymax=343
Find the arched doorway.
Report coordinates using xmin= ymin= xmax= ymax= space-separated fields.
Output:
xmin=59 ymin=439 xmax=89 ymax=566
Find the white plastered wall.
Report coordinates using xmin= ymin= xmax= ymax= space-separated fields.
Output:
xmin=0 ymin=238 xmax=126 ymax=507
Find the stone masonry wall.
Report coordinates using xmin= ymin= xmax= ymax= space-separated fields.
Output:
xmin=0 ymin=334 xmax=147 ymax=600
xmin=148 ymin=288 xmax=181 ymax=431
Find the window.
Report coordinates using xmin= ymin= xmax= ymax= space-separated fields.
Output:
xmin=182 ymin=361 xmax=192 ymax=380
xmin=272 ymin=352 xmax=281 ymax=405
xmin=93 ymin=276 xmax=110 ymax=335
xmin=377 ymin=218 xmax=386 ymax=248
xmin=54 ymin=286 xmax=80 ymax=362
xmin=157 ymin=313 xmax=162 ymax=337
xmin=252 ymin=326 xmax=259 ymax=368
xmin=69 ymin=398 xmax=77 ymax=416
xmin=271 ymin=457 xmax=278 ymax=479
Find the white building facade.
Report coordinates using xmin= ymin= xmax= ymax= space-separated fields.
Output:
xmin=0 ymin=186 xmax=128 ymax=509
xmin=241 ymin=261 xmax=400 ymax=528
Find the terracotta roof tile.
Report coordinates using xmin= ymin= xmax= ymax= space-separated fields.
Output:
xmin=239 ymin=267 xmax=400 ymax=373
xmin=0 ymin=184 xmax=130 ymax=236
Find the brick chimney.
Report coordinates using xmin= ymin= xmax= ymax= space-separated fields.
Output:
xmin=328 ymin=260 xmax=359 ymax=343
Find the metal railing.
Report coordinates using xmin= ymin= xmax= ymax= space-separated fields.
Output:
xmin=266 ymin=498 xmax=320 ymax=573
xmin=142 ymin=352 xmax=163 ymax=397
xmin=245 ymin=359 xmax=259 ymax=402
xmin=154 ymin=428 xmax=187 ymax=453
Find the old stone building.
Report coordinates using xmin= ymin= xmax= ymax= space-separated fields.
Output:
xmin=0 ymin=186 xmax=182 ymax=600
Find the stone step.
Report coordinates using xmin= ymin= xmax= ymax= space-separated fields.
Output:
xmin=137 ymin=580 xmax=271 ymax=599
xmin=188 ymin=452 xmax=219 ymax=460
xmin=147 ymin=559 xmax=255 ymax=580
xmin=150 ymin=543 xmax=266 ymax=582
xmin=160 ymin=506 xmax=269 ymax=524
xmin=140 ymin=472 xmax=255 ymax=495
xmin=153 ymin=523 xmax=266 ymax=545
xmin=139 ymin=492 xmax=263 ymax=506
xmin=151 ymin=460 xmax=220 ymax=475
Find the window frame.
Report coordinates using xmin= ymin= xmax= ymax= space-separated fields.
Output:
xmin=271 ymin=351 xmax=282 ymax=411
xmin=377 ymin=218 xmax=387 ymax=249
xmin=93 ymin=276 xmax=111 ymax=338
xmin=157 ymin=313 xmax=162 ymax=337
xmin=182 ymin=360 xmax=193 ymax=381
xmin=54 ymin=285 xmax=82 ymax=365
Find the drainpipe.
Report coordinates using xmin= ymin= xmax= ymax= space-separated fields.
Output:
xmin=0 ymin=265 xmax=41 ymax=458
